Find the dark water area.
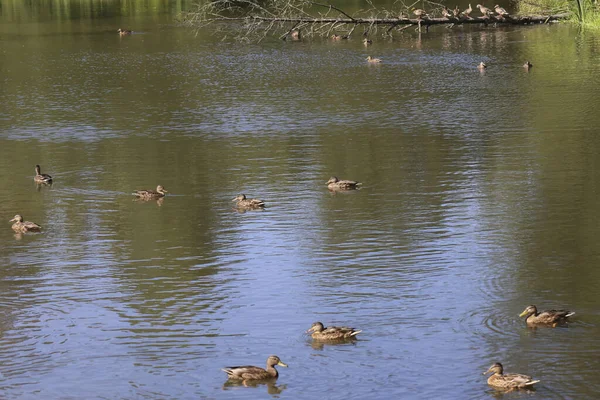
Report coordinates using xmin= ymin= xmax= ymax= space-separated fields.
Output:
xmin=2 ymin=1 xmax=600 ymax=399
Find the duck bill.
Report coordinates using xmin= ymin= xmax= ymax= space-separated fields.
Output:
xmin=518 ymin=310 xmax=528 ymax=317
xmin=305 ymin=327 xmax=315 ymax=334
xmin=9 ymin=217 xmax=16 ymax=222
xmin=277 ymin=361 xmax=288 ymax=367
xmin=483 ymin=367 xmax=493 ymax=375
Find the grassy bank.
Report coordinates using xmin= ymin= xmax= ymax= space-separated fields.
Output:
xmin=518 ymin=0 xmax=600 ymax=26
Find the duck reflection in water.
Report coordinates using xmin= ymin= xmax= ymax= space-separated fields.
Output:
xmin=223 ymin=379 xmax=287 ymax=395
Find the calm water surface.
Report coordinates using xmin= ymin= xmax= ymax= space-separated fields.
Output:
xmin=2 ymin=5 xmax=600 ymax=399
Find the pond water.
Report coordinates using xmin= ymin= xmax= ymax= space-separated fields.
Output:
xmin=2 ymin=3 xmax=600 ymax=399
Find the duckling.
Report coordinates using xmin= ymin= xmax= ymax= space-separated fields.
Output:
xmin=326 ymin=176 xmax=361 ymax=190
xmin=463 ymin=4 xmax=473 ymax=18
xmin=133 ymin=185 xmax=168 ymax=200
xmin=9 ymin=215 xmax=41 ymax=233
xmin=484 ymin=363 xmax=540 ymax=389
xmin=412 ymin=8 xmax=428 ymax=19
xmin=363 ymin=38 xmax=373 ymax=46
xmin=222 ymin=355 xmax=287 ymax=382
xmin=34 ymin=165 xmax=52 ymax=184
xmin=494 ymin=4 xmax=509 ymax=16
xmin=523 ymin=61 xmax=533 ymax=70
xmin=477 ymin=4 xmax=493 ymax=16
xmin=477 ymin=62 xmax=487 ymax=70
xmin=306 ymin=322 xmax=362 ymax=340
xmin=117 ymin=28 xmax=133 ymax=35
xmin=519 ymin=305 xmax=574 ymax=326
xmin=232 ymin=194 xmax=265 ymax=208
xmin=366 ymin=56 xmax=382 ymax=63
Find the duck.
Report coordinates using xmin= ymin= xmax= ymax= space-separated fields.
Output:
xmin=494 ymin=4 xmax=509 ymax=16
xmin=232 ymin=194 xmax=265 ymax=208
xmin=519 ymin=305 xmax=575 ymax=326
xmin=9 ymin=215 xmax=42 ymax=233
xmin=442 ymin=6 xmax=453 ymax=18
xmin=477 ymin=4 xmax=493 ymax=16
xmin=477 ymin=62 xmax=487 ymax=70
xmin=366 ymin=56 xmax=382 ymax=63
xmin=412 ymin=8 xmax=428 ymax=19
xmin=463 ymin=4 xmax=473 ymax=18
xmin=523 ymin=61 xmax=533 ymax=70
xmin=463 ymin=3 xmax=473 ymax=19
xmin=306 ymin=322 xmax=362 ymax=340
xmin=133 ymin=185 xmax=168 ymax=200
xmin=34 ymin=165 xmax=52 ymax=184
xmin=363 ymin=38 xmax=373 ymax=46
xmin=290 ymin=29 xmax=301 ymax=41
xmin=222 ymin=355 xmax=287 ymax=382
xmin=453 ymin=6 xmax=462 ymax=18
xmin=331 ymin=34 xmax=343 ymax=41
xmin=326 ymin=176 xmax=361 ymax=190
xmin=484 ymin=363 xmax=540 ymax=389
xmin=117 ymin=28 xmax=133 ymax=35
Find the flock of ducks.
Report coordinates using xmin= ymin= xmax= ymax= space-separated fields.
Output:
xmin=11 ymin=165 xmax=577 ymax=390
xmin=412 ymin=3 xmax=510 ymax=20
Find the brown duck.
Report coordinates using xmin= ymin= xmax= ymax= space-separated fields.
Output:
xmin=9 ymin=215 xmax=42 ymax=233
xmin=232 ymin=194 xmax=265 ymax=208
xmin=519 ymin=305 xmax=575 ymax=326
xmin=484 ymin=363 xmax=540 ymax=389
xmin=326 ymin=176 xmax=361 ymax=190
xmin=117 ymin=28 xmax=133 ymax=35
xmin=306 ymin=322 xmax=362 ymax=340
xmin=34 ymin=165 xmax=53 ymax=184
xmin=222 ymin=355 xmax=288 ymax=382
xmin=133 ymin=185 xmax=168 ymax=200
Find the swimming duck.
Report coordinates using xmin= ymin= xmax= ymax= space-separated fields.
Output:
xmin=523 ymin=61 xmax=533 ymax=70
xmin=477 ymin=4 xmax=493 ymax=16
xmin=290 ymin=29 xmax=301 ymax=41
xmin=331 ymin=34 xmax=343 ymax=41
xmin=477 ymin=62 xmax=487 ymax=70
xmin=463 ymin=4 xmax=473 ymax=18
xmin=222 ymin=355 xmax=287 ymax=382
xmin=519 ymin=305 xmax=575 ymax=326
xmin=34 ymin=165 xmax=52 ymax=184
xmin=494 ymin=4 xmax=509 ymax=16
xmin=232 ymin=194 xmax=265 ymax=208
xmin=306 ymin=322 xmax=362 ymax=340
xmin=484 ymin=363 xmax=540 ymax=389
xmin=442 ymin=6 xmax=452 ymax=18
xmin=326 ymin=176 xmax=361 ymax=190
xmin=9 ymin=215 xmax=42 ymax=233
xmin=412 ymin=8 xmax=428 ymax=19
xmin=363 ymin=38 xmax=373 ymax=46
xmin=366 ymin=56 xmax=382 ymax=63
xmin=117 ymin=29 xmax=133 ymax=35
xmin=133 ymin=185 xmax=168 ymax=199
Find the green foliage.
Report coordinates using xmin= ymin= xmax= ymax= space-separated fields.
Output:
xmin=517 ymin=0 xmax=600 ymax=27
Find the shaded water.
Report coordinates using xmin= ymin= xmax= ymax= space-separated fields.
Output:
xmin=2 ymin=4 xmax=600 ymax=399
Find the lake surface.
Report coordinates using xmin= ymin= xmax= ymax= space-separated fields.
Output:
xmin=2 ymin=3 xmax=600 ymax=399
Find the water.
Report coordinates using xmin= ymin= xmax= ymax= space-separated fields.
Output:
xmin=2 ymin=4 xmax=600 ymax=399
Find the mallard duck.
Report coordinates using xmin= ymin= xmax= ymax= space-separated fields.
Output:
xmin=9 ymin=215 xmax=42 ymax=233
xmin=412 ymin=8 xmax=428 ymax=19
xmin=326 ymin=176 xmax=361 ymax=190
xmin=477 ymin=62 xmax=487 ymax=70
xmin=34 ymin=165 xmax=52 ymax=184
xmin=232 ymin=194 xmax=265 ymax=208
xmin=463 ymin=4 xmax=473 ymax=18
xmin=453 ymin=6 xmax=462 ymax=18
xmin=494 ymin=4 xmax=509 ymax=16
xmin=331 ymin=34 xmax=343 ymax=41
xmin=519 ymin=305 xmax=574 ymax=326
xmin=523 ymin=61 xmax=533 ymax=70
xmin=133 ymin=185 xmax=168 ymax=199
xmin=442 ymin=6 xmax=452 ymax=18
xmin=222 ymin=355 xmax=287 ymax=382
xmin=484 ymin=363 xmax=540 ymax=389
xmin=477 ymin=4 xmax=493 ymax=16
xmin=363 ymin=38 xmax=373 ymax=46
xmin=117 ymin=28 xmax=132 ymax=35
xmin=366 ymin=56 xmax=382 ymax=63
xmin=306 ymin=322 xmax=362 ymax=340
xmin=290 ymin=29 xmax=301 ymax=41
